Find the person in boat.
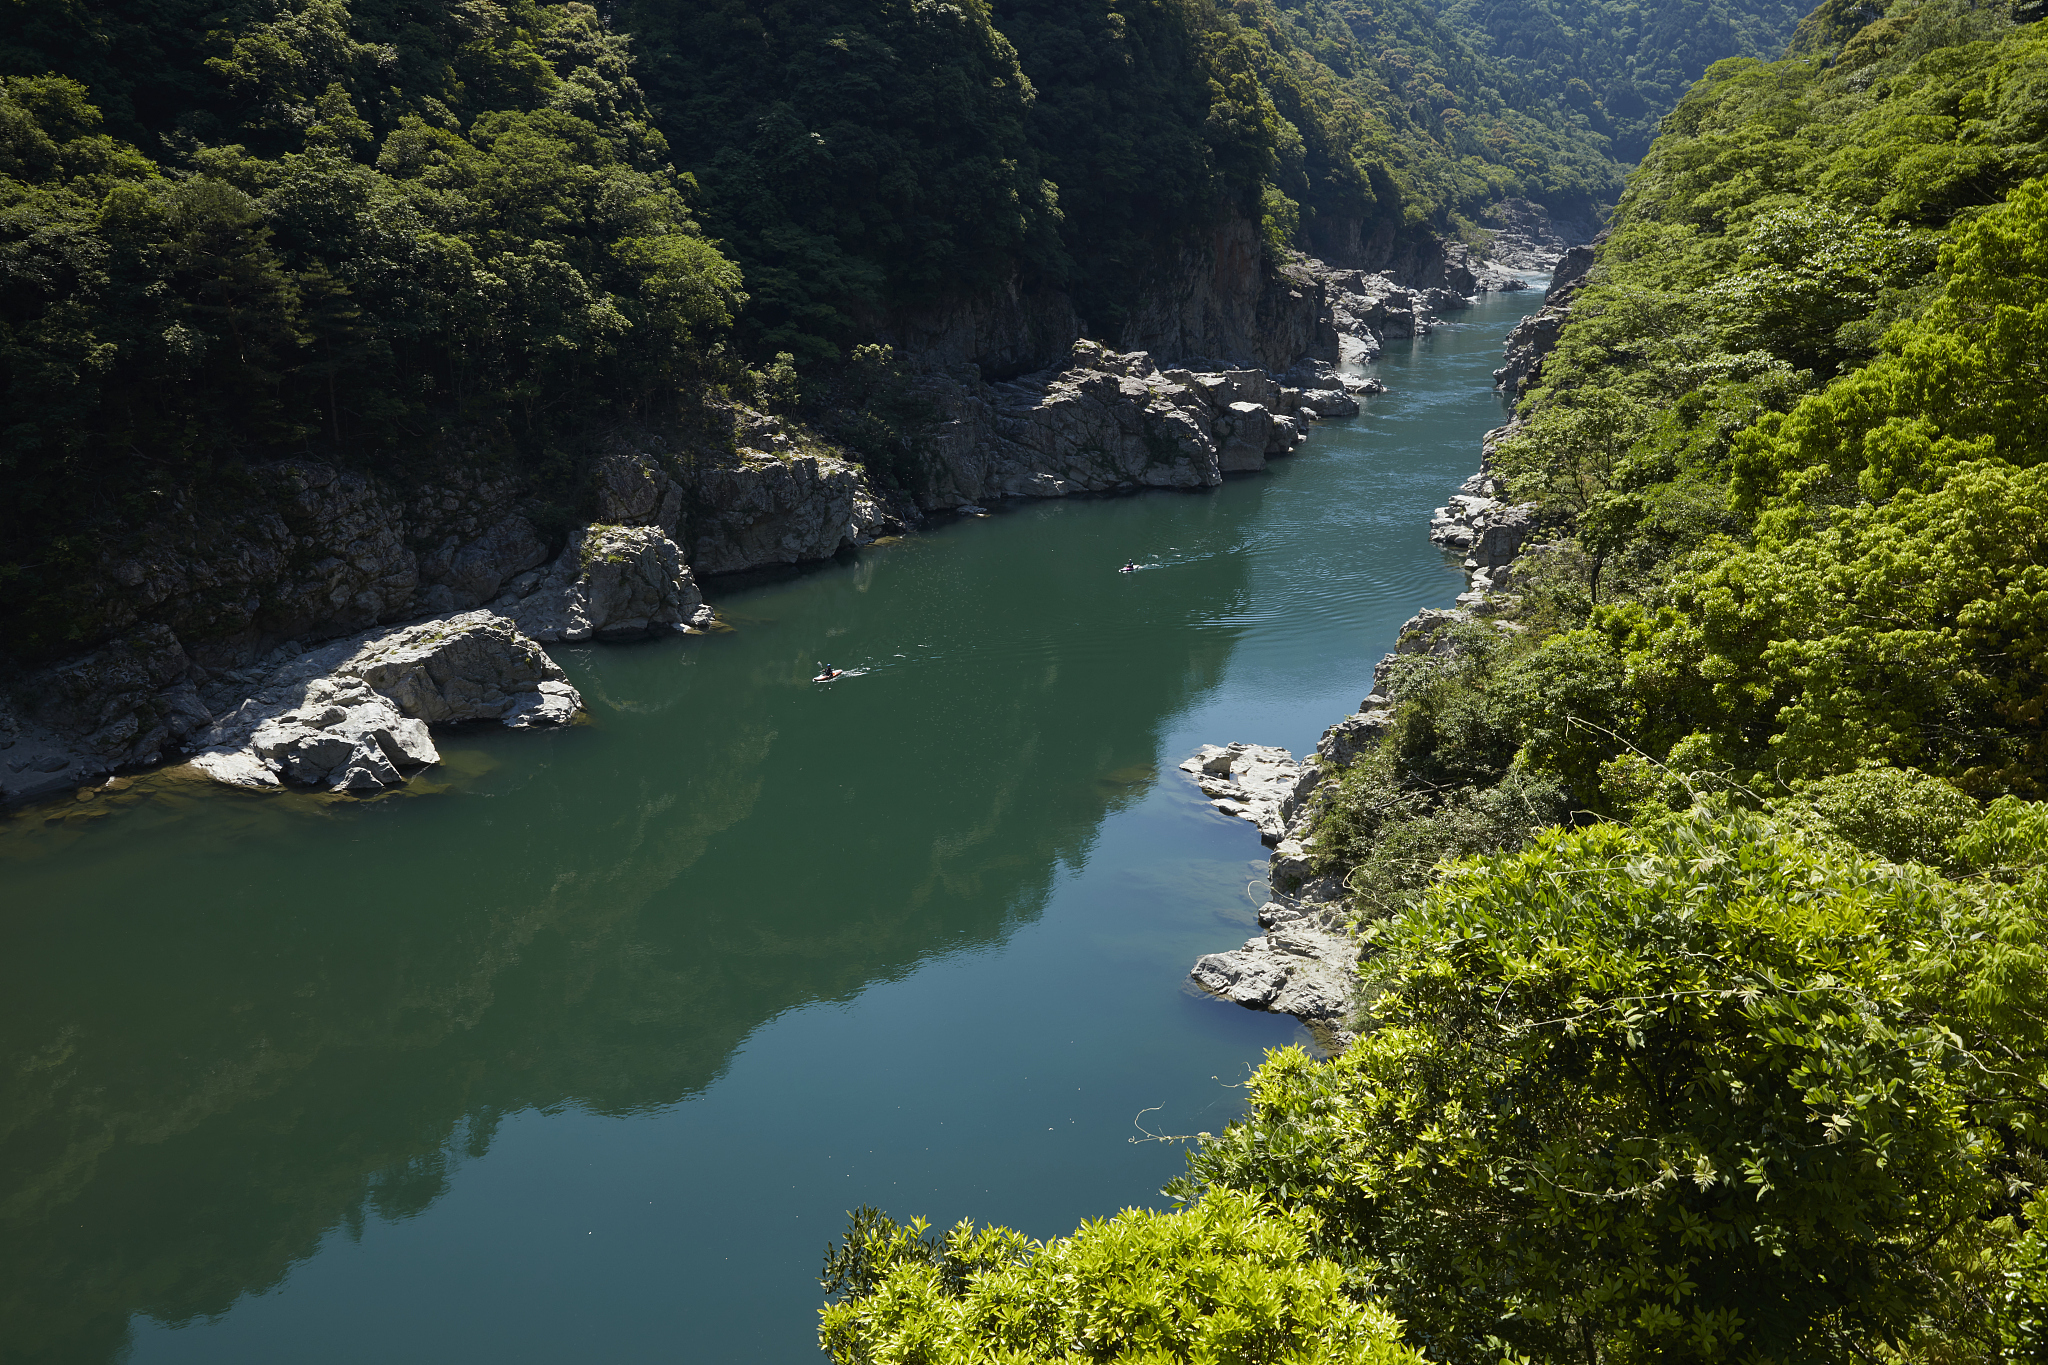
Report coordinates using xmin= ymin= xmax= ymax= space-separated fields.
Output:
xmin=814 ymin=664 xmax=842 ymax=682
xmin=1121 ymin=561 xmax=1137 ymax=573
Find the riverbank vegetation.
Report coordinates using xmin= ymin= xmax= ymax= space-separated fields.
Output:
xmin=0 ymin=0 xmax=1793 ymax=668
xmin=820 ymin=1 xmax=2048 ymax=1359
xmin=0 ymin=0 xmax=744 ymax=655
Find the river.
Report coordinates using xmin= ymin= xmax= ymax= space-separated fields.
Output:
xmin=0 ymin=288 xmax=1531 ymax=1364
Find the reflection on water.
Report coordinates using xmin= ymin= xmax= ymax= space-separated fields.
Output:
xmin=0 ymin=291 xmax=1528 ymax=1364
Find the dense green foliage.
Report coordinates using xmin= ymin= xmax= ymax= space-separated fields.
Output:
xmin=821 ymin=5 xmax=2048 ymax=1360
xmin=1431 ymin=0 xmax=1810 ymax=160
xmin=1482 ymin=0 xmax=2048 ymax=799
xmin=0 ymin=0 xmax=741 ymax=652
xmin=1179 ymin=806 xmax=2048 ymax=1361
xmin=817 ymin=1193 xmax=1426 ymax=1362
xmin=622 ymin=0 xmax=1627 ymax=364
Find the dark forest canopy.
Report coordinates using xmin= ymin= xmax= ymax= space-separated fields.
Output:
xmin=0 ymin=0 xmax=741 ymax=653
xmin=622 ymin=0 xmax=1630 ymax=361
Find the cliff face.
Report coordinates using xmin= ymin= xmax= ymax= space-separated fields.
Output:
xmin=1494 ymin=240 xmax=1602 ymax=397
xmin=2 ymin=213 xmax=1487 ymax=806
xmin=879 ymin=211 xmax=1339 ymax=378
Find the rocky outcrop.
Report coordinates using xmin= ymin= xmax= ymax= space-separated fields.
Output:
xmin=498 ymin=525 xmax=714 ymax=642
xmin=1477 ymin=199 xmax=1605 ymax=273
xmin=1189 ymin=914 xmax=1357 ymax=1028
xmin=186 ymin=611 xmax=579 ymax=793
xmin=908 ymin=341 xmax=1330 ymax=508
xmin=1427 ymin=451 xmax=1542 ymax=613
xmin=50 ymin=459 xmax=555 ymax=673
xmin=881 ymin=211 xmax=1336 ymax=379
xmin=683 ymin=444 xmax=897 ymax=574
xmin=1495 ymin=240 xmax=1602 ymax=397
xmin=1110 ymin=216 xmax=1339 ymax=373
xmin=0 ymin=625 xmax=215 ymax=801
xmin=878 ymin=272 xmax=1081 ymax=378
xmin=1177 ymin=732 xmax=1390 ymax=1045
xmin=1177 ymin=743 xmax=1318 ymax=843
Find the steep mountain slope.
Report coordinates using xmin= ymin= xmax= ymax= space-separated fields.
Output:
xmin=621 ymin=0 xmax=1627 ymax=366
xmin=1429 ymin=0 xmax=1810 ymax=160
xmin=820 ymin=2 xmax=2048 ymax=1360
xmin=0 ymin=0 xmax=740 ymax=657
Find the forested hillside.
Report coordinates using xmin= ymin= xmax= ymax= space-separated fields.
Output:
xmin=622 ymin=0 xmax=1624 ymax=365
xmin=818 ymin=1 xmax=2048 ymax=1359
xmin=0 ymin=0 xmax=1660 ymax=671
xmin=1430 ymin=0 xmax=1810 ymax=159
xmin=0 ymin=0 xmax=742 ymax=655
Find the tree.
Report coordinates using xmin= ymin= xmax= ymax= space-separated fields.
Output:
xmin=1179 ymin=809 xmax=2047 ymax=1363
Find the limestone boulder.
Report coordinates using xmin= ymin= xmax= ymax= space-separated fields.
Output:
xmin=342 ymin=612 xmax=574 ymax=725
xmin=221 ymin=675 xmax=442 ymax=790
xmin=1178 ymin=742 xmax=1301 ymax=842
xmin=501 ymin=525 xmax=714 ymax=643
xmin=186 ymin=610 xmax=580 ymax=793
xmin=1189 ymin=922 xmax=1356 ymax=1024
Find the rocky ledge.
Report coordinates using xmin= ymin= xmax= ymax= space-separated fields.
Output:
xmin=1176 ymin=740 xmax=1361 ymax=1045
xmin=186 ymin=611 xmax=579 ymax=793
xmin=1494 ymin=239 xmax=1600 ymax=398
xmin=912 ymin=344 xmax=1371 ymax=507
xmin=1175 ymin=593 xmax=1543 ymax=1044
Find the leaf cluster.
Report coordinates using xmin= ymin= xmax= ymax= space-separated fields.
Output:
xmin=818 ymin=1190 xmax=1426 ymax=1363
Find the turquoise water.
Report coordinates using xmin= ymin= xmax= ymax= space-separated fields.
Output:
xmin=0 ymin=291 xmax=1529 ymax=1363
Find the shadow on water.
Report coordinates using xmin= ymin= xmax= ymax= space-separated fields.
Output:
xmin=0 ymin=288 xmax=1536 ymax=1364
xmin=0 ymin=501 xmax=1255 ymax=1363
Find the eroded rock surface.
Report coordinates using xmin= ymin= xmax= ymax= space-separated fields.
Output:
xmin=1495 ymin=240 xmax=1601 ymax=397
xmin=1177 ymin=742 xmax=1317 ymax=843
xmin=186 ymin=611 xmax=578 ymax=792
xmin=1176 ymin=739 xmax=1365 ymax=1043
xmin=1190 ymin=914 xmax=1357 ymax=1026
xmin=685 ymin=446 xmax=895 ymax=573
xmin=500 ymin=525 xmax=714 ymax=643
xmin=912 ymin=342 xmax=1326 ymax=507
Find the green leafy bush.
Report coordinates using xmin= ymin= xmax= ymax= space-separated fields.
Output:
xmin=1180 ymin=809 xmax=2048 ymax=1363
xmin=817 ymin=1190 xmax=1426 ymax=1364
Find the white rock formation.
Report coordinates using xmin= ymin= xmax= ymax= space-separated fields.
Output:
xmin=185 ymin=611 xmax=579 ymax=792
xmin=1177 ymin=742 xmax=1317 ymax=842
xmin=1189 ymin=914 xmax=1357 ymax=1023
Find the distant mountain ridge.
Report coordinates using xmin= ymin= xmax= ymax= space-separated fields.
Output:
xmin=1428 ymin=0 xmax=1808 ymax=160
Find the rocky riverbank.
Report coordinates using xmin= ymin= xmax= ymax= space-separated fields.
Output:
xmin=1176 ymin=244 xmax=1589 ymax=1042
xmin=2 ymin=229 xmax=1531 ymax=809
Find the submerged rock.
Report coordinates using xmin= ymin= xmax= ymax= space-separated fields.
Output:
xmin=185 ymin=610 xmax=579 ymax=793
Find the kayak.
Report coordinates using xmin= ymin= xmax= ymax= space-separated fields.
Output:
xmin=813 ymin=670 xmax=843 ymax=683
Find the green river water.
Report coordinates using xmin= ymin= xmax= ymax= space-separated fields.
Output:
xmin=1 ymin=289 xmax=1532 ymax=1363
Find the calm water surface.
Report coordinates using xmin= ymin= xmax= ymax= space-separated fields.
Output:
xmin=0 ymin=290 xmax=1531 ymax=1363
